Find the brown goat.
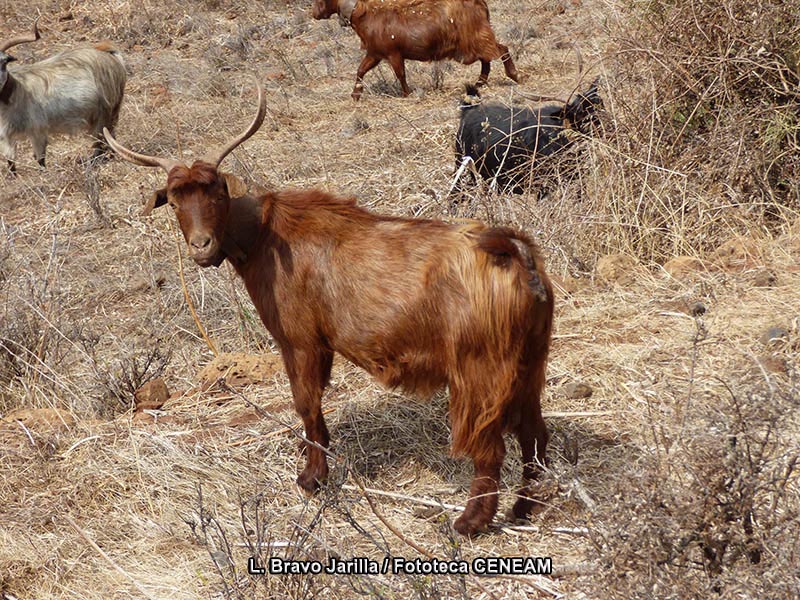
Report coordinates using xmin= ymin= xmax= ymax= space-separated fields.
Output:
xmin=312 ymin=0 xmax=519 ymax=100
xmin=104 ymin=85 xmax=554 ymax=535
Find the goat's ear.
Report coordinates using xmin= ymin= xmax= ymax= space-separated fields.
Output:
xmin=221 ymin=172 xmax=248 ymax=199
xmin=142 ymin=188 xmax=168 ymax=215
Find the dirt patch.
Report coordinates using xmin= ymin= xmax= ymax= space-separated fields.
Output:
xmin=2 ymin=408 xmax=76 ymax=433
xmin=196 ymin=352 xmax=285 ymax=388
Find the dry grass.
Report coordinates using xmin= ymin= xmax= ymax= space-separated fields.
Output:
xmin=1 ymin=0 xmax=799 ymax=598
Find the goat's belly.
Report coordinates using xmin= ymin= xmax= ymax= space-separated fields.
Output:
xmin=339 ymin=346 xmax=449 ymax=397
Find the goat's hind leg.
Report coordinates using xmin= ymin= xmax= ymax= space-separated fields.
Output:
xmin=31 ymin=134 xmax=47 ymax=168
xmin=284 ymin=347 xmax=334 ymax=494
xmin=476 ymin=60 xmax=491 ymax=87
xmin=89 ymin=116 xmax=115 ymax=162
xmin=497 ymin=43 xmax=519 ymax=83
xmin=454 ymin=426 xmax=506 ymax=536
xmin=386 ymin=53 xmax=411 ymax=97
xmin=511 ymin=366 xmax=549 ymax=519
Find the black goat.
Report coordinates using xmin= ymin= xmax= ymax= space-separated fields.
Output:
xmin=454 ymin=80 xmax=602 ymax=194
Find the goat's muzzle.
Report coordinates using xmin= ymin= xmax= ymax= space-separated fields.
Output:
xmin=189 ymin=235 xmax=225 ymax=267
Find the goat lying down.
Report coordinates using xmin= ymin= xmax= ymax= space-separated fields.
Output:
xmin=105 ymin=84 xmax=554 ymax=536
xmin=0 ymin=22 xmax=126 ymax=173
xmin=455 ymin=80 xmax=602 ymax=193
xmin=312 ymin=0 xmax=519 ymax=100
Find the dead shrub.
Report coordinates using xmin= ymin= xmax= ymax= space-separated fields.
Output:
xmin=83 ymin=339 xmax=172 ymax=415
xmin=577 ymin=0 xmax=800 ymax=261
xmin=585 ymin=337 xmax=800 ymax=598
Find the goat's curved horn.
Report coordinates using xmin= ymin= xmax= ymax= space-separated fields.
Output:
xmin=204 ymin=81 xmax=266 ymax=169
xmin=0 ymin=18 xmax=40 ymax=53
xmin=103 ymin=128 xmax=183 ymax=173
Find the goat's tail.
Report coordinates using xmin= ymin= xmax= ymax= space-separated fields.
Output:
xmin=449 ymin=226 xmax=554 ymax=460
xmin=477 ymin=227 xmax=551 ymax=304
xmin=460 ymin=83 xmax=482 ymax=110
xmin=94 ymin=41 xmax=125 ymax=65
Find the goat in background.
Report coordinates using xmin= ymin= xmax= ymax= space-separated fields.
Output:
xmin=0 ymin=21 xmax=126 ymax=174
xmin=312 ymin=0 xmax=519 ymax=100
xmin=455 ymin=79 xmax=603 ymax=194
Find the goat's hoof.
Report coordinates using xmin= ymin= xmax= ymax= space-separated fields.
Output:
xmin=453 ymin=514 xmax=487 ymax=537
xmin=296 ymin=471 xmax=322 ymax=495
xmin=511 ymin=497 xmax=535 ymax=520
xmin=351 ymin=91 xmax=362 ymax=101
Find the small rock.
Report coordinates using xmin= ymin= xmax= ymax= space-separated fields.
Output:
xmin=596 ymin=254 xmax=641 ymax=286
xmin=551 ymin=274 xmax=585 ymax=295
xmin=710 ymin=236 xmax=761 ymax=271
xmin=197 ymin=352 xmax=284 ymax=388
xmin=757 ymin=355 xmax=788 ymax=374
xmin=413 ymin=506 xmax=445 ymax=520
xmin=759 ymin=326 xmax=789 ymax=346
xmin=750 ymin=269 xmax=777 ymax=288
xmin=689 ymin=301 xmax=707 ymax=316
xmin=341 ymin=116 xmax=369 ymax=138
xmin=134 ymin=378 xmax=170 ymax=412
xmin=3 ymin=408 xmax=76 ymax=432
xmin=663 ymin=256 xmax=705 ymax=280
xmin=563 ymin=382 xmax=593 ymax=399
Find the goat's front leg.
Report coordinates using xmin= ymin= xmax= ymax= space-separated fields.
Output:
xmin=1 ymin=138 xmax=16 ymax=175
xmin=454 ymin=428 xmax=505 ymax=536
xmin=283 ymin=346 xmax=334 ymax=493
xmin=352 ymin=54 xmax=381 ymax=100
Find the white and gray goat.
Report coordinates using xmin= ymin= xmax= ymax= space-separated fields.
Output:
xmin=0 ymin=21 xmax=126 ymax=174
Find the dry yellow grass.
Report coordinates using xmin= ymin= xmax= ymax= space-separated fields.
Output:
xmin=1 ymin=0 xmax=798 ymax=598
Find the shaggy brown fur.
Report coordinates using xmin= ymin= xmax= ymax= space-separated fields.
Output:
xmin=312 ymin=0 xmax=519 ymax=100
xmin=140 ymin=160 xmax=553 ymax=536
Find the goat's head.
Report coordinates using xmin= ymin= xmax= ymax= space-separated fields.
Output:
xmin=0 ymin=20 xmax=40 ymax=91
xmin=104 ymin=83 xmax=265 ymax=268
xmin=0 ymin=53 xmax=13 ymax=91
xmin=565 ymin=78 xmax=603 ymax=133
xmin=311 ymin=0 xmax=338 ymax=20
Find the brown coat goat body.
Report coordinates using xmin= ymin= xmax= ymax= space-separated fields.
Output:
xmin=312 ymin=0 xmax=519 ymax=100
xmin=104 ymin=86 xmax=553 ymax=535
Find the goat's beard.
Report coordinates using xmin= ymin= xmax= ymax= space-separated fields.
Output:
xmin=192 ymin=251 xmax=226 ymax=268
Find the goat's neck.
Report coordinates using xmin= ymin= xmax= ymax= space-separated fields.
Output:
xmin=221 ymin=194 xmax=265 ymax=269
xmin=338 ymin=0 xmax=358 ymax=26
xmin=0 ymin=74 xmax=14 ymax=104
